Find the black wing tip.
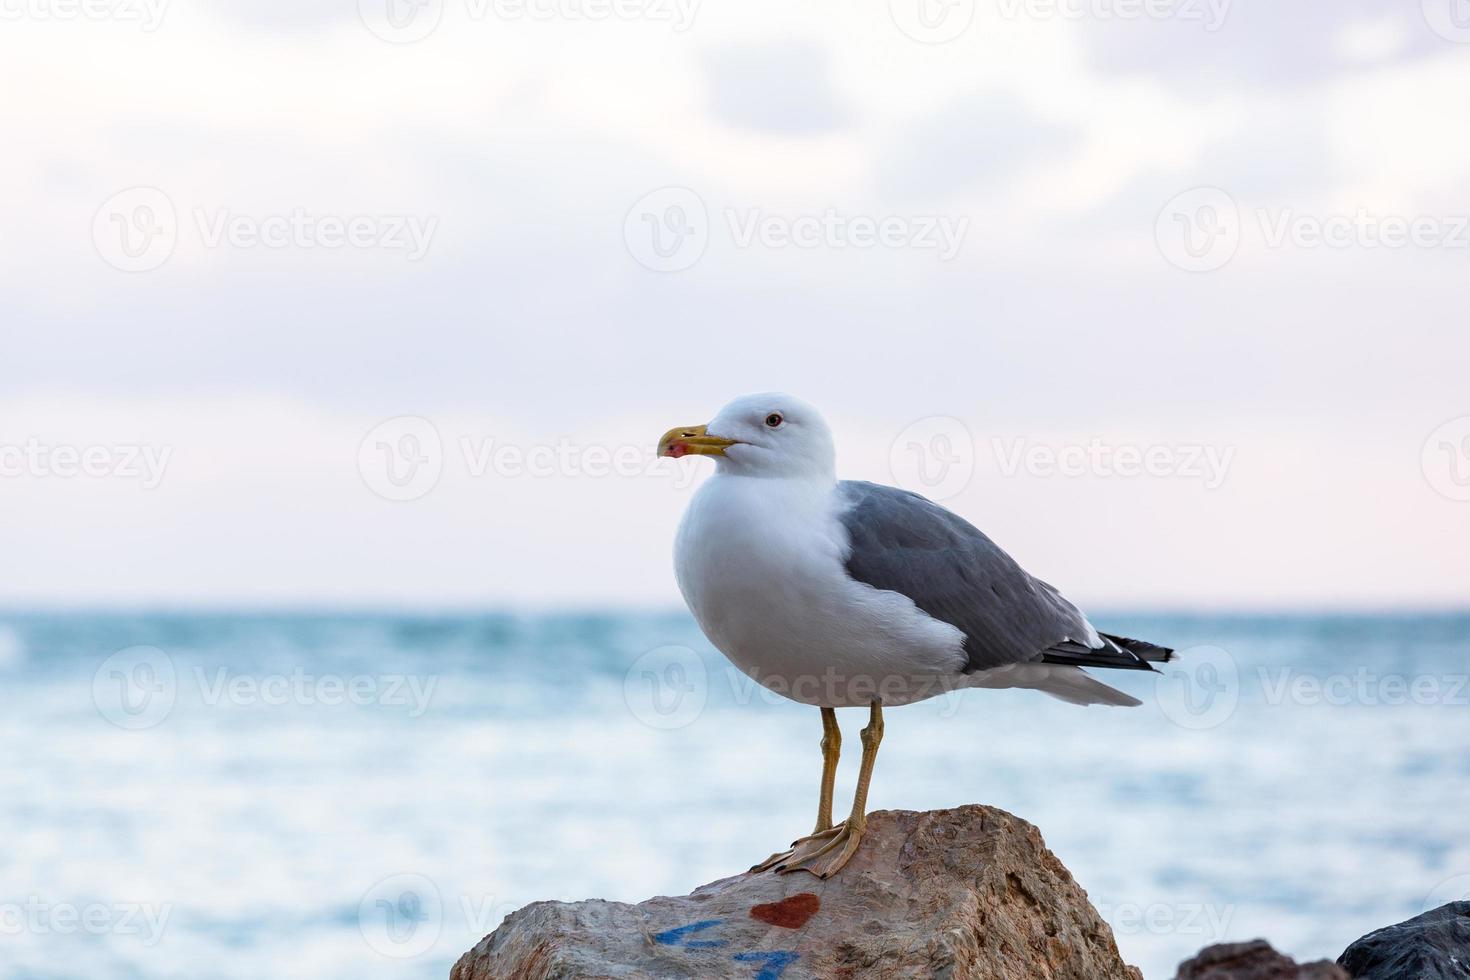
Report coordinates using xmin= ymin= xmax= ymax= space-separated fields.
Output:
xmin=1100 ymin=632 xmax=1175 ymax=662
xmin=1042 ymin=633 xmax=1176 ymax=672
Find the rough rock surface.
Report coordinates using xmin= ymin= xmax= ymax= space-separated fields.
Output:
xmin=450 ymin=804 xmax=1142 ymax=980
xmin=1174 ymin=940 xmax=1350 ymax=980
xmin=1337 ymin=902 xmax=1470 ymax=980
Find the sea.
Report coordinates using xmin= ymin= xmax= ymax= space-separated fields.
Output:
xmin=3 ymin=610 xmax=1468 ymax=979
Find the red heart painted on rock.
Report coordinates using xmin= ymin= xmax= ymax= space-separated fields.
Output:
xmin=749 ymin=892 xmax=820 ymax=929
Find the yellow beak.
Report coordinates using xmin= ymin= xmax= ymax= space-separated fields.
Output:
xmin=658 ymin=424 xmax=737 ymax=459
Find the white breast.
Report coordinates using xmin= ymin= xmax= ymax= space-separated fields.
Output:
xmin=674 ymin=474 xmax=967 ymax=707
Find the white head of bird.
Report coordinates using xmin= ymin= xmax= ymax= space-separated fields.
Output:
xmin=657 ymin=392 xmax=836 ymax=481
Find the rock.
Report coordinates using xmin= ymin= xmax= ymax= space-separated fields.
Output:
xmin=1337 ymin=901 xmax=1470 ymax=980
xmin=1174 ymin=939 xmax=1349 ymax=979
xmin=450 ymin=804 xmax=1143 ymax=980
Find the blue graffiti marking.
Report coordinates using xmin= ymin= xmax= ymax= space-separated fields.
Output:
xmin=733 ymin=950 xmax=800 ymax=979
xmin=653 ymin=919 xmax=727 ymax=949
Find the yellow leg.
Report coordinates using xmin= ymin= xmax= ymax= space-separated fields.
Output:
xmin=755 ymin=701 xmax=884 ymax=880
xmin=814 ymin=706 xmax=841 ymax=834
xmin=752 ymin=707 xmax=842 ymax=872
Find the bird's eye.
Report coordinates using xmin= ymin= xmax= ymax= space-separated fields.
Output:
xmin=764 ymin=413 xmax=784 ymax=428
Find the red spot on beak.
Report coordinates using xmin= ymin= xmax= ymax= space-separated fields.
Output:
xmin=667 ymin=443 xmax=688 ymax=458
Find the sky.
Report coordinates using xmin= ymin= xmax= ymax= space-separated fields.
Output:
xmin=2 ymin=0 xmax=1469 ymax=609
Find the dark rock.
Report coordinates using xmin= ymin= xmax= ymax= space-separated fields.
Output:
xmin=1175 ymin=939 xmax=1349 ymax=979
xmin=449 ymin=804 xmax=1144 ymax=980
xmin=1176 ymin=940 xmax=1346 ymax=975
xmin=1337 ymin=902 xmax=1470 ymax=980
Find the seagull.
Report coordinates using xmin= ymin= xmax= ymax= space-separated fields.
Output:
xmin=658 ymin=393 xmax=1174 ymax=878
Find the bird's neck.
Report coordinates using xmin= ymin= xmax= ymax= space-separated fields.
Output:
xmin=705 ymin=471 xmax=837 ymax=512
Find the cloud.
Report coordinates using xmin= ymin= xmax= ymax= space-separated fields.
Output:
xmin=2 ymin=0 xmax=1468 ymax=606
xmin=700 ymin=40 xmax=851 ymax=135
xmin=876 ymin=92 xmax=1082 ymax=201
xmin=1082 ymin=3 xmax=1440 ymax=86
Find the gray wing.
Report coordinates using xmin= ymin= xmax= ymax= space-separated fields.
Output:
xmin=836 ymin=481 xmax=1164 ymax=674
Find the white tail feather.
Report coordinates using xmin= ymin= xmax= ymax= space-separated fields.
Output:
xmin=1034 ymin=667 xmax=1142 ymax=707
